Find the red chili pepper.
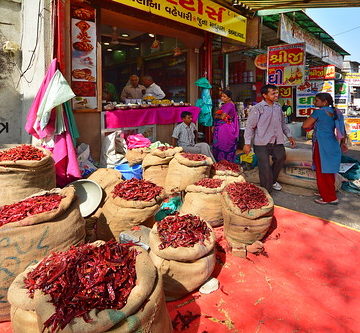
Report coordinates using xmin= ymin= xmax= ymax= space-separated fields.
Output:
xmin=181 ymin=153 xmax=207 ymax=161
xmin=213 ymin=160 xmax=241 ymax=173
xmin=0 ymin=145 xmax=45 ymax=162
xmin=24 ymin=241 xmax=138 ymax=333
xmin=157 ymin=213 xmax=211 ymax=249
xmin=194 ymin=178 xmax=223 ymax=188
xmin=0 ymin=194 xmax=64 ymax=227
xmin=112 ymin=179 xmax=163 ymax=201
xmin=226 ymin=182 xmax=269 ymax=212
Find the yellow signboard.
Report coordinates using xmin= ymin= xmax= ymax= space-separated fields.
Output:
xmin=116 ymin=0 xmax=247 ymax=43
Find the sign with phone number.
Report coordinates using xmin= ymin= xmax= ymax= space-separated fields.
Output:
xmin=345 ymin=118 xmax=360 ymax=145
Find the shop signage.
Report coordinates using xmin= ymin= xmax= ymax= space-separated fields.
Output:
xmin=278 ymin=86 xmax=294 ymax=117
xmin=254 ymin=53 xmax=267 ymax=70
xmin=335 ymin=80 xmax=349 ymax=115
xmin=267 ymin=42 xmax=305 ymax=86
xmin=117 ymin=0 xmax=247 ymax=43
xmin=296 ymin=79 xmax=335 ymax=117
xmin=343 ymin=72 xmax=360 ymax=86
xmin=279 ymin=14 xmax=344 ymax=69
xmin=345 ymin=118 xmax=360 ymax=145
xmin=308 ymin=65 xmax=335 ymax=80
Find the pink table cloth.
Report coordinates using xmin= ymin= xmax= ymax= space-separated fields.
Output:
xmin=105 ymin=106 xmax=201 ymax=128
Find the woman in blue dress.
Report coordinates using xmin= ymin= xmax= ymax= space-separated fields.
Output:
xmin=303 ymin=93 xmax=346 ymax=205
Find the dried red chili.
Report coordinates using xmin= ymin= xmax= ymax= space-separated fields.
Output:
xmin=226 ymin=182 xmax=269 ymax=212
xmin=213 ymin=160 xmax=241 ymax=173
xmin=0 ymin=145 xmax=45 ymax=162
xmin=112 ymin=178 xmax=162 ymax=201
xmin=0 ymin=194 xmax=64 ymax=227
xmin=24 ymin=241 xmax=138 ymax=333
xmin=181 ymin=153 xmax=207 ymax=161
xmin=157 ymin=213 xmax=210 ymax=249
xmin=194 ymin=178 xmax=223 ymax=189
xmin=157 ymin=146 xmax=174 ymax=151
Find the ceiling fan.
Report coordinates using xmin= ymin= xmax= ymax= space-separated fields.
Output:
xmin=102 ymin=26 xmax=138 ymax=46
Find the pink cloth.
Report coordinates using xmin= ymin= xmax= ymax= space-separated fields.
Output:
xmin=127 ymin=134 xmax=151 ymax=149
xmin=105 ymin=106 xmax=201 ymax=129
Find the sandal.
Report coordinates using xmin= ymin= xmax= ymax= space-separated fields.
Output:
xmin=314 ymin=199 xmax=339 ymax=205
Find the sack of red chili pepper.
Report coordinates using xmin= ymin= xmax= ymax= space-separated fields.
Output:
xmin=180 ymin=178 xmax=226 ymax=227
xmin=142 ymin=147 xmax=182 ymax=188
xmin=125 ymin=147 xmax=151 ymax=166
xmin=101 ymin=179 xmax=165 ymax=240
xmin=8 ymin=241 xmax=173 ymax=333
xmin=221 ymin=182 xmax=274 ymax=248
xmin=212 ymin=160 xmax=243 ymax=177
xmin=164 ymin=152 xmax=213 ymax=194
xmin=0 ymin=145 xmax=56 ymax=206
xmin=149 ymin=213 xmax=216 ymax=300
xmin=0 ymin=187 xmax=85 ymax=322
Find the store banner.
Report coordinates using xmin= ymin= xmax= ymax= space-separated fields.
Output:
xmin=345 ymin=118 xmax=360 ymax=145
xmin=343 ymin=72 xmax=360 ymax=86
xmin=279 ymin=14 xmax=343 ymax=69
xmin=278 ymin=86 xmax=294 ymax=116
xmin=70 ymin=2 xmax=97 ymax=110
xmin=267 ymin=43 xmax=305 ymax=86
xmin=308 ymin=65 xmax=335 ymax=80
xmin=117 ymin=0 xmax=247 ymax=43
xmin=335 ymin=80 xmax=349 ymax=115
xmin=296 ymin=79 xmax=335 ymax=117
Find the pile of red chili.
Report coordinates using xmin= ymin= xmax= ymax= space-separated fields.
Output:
xmin=157 ymin=213 xmax=211 ymax=249
xmin=24 ymin=241 xmax=138 ymax=333
xmin=226 ymin=182 xmax=269 ymax=212
xmin=213 ymin=160 xmax=241 ymax=173
xmin=181 ymin=153 xmax=207 ymax=161
xmin=112 ymin=178 xmax=162 ymax=201
xmin=194 ymin=178 xmax=223 ymax=188
xmin=0 ymin=193 xmax=63 ymax=228
xmin=0 ymin=145 xmax=45 ymax=162
xmin=157 ymin=146 xmax=174 ymax=151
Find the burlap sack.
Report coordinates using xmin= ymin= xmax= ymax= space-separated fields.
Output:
xmin=125 ymin=147 xmax=151 ymax=166
xmin=9 ymin=246 xmax=172 ymax=333
xmin=149 ymin=221 xmax=216 ymax=261
xmin=101 ymin=186 xmax=164 ymax=239
xmin=0 ymin=187 xmax=85 ymax=321
xmin=150 ymin=146 xmax=183 ymax=159
xmin=87 ymin=168 xmax=122 ymax=198
xmin=180 ymin=182 xmax=226 ymax=227
xmin=149 ymin=250 xmax=216 ymax=301
xmin=213 ymin=174 xmax=246 ymax=185
xmin=164 ymin=153 xmax=213 ymax=194
xmin=221 ymin=185 xmax=274 ymax=246
xmin=0 ymin=146 xmax=56 ymax=206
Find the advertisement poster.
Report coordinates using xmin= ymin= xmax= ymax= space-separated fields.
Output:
xmin=345 ymin=118 xmax=360 ymax=145
xmin=71 ymin=3 xmax=97 ymax=110
xmin=308 ymin=65 xmax=336 ymax=80
xmin=296 ymin=80 xmax=335 ymax=117
xmin=267 ymin=43 xmax=305 ymax=86
xmin=278 ymin=86 xmax=294 ymax=117
xmin=335 ymin=81 xmax=349 ymax=115
xmin=343 ymin=73 xmax=360 ymax=86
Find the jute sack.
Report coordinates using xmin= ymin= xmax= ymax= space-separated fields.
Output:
xmin=9 ymin=246 xmax=173 ymax=333
xmin=142 ymin=147 xmax=183 ymax=187
xmin=101 ymin=185 xmax=165 ymax=239
xmin=149 ymin=250 xmax=216 ymax=301
xmin=213 ymin=174 xmax=246 ymax=185
xmin=222 ymin=185 xmax=274 ymax=247
xmin=0 ymin=187 xmax=85 ymax=322
xmin=0 ymin=146 xmax=56 ymax=206
xmin=179 ymin=181 xmax=226 ymax=227
xmin=125 ymin=147 xmax=151 ymax=166
xmin=164 ymin=153 xmax=213 ymax=194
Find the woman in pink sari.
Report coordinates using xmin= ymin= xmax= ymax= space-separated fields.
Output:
xmin=212 ymin=90 xmax=239 ymax=162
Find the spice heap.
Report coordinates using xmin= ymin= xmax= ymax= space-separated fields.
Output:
xmin=213 ymin=160 xmax=241 ymax=173
xmin=0 ymin=194 xmax=63 ymax=227
xmin=112 ymin=179 xmax=162 ymax=201
xmin=194 ymin=178 xmax=223 ymax=189
xmin=157 ymin=213 xmax=211 ymax=249
xmin=157 ymin=146 xmax=174 ymax=151
xmin=226 ymin=182 xmax=269 ymax=212
xmin=24 ymin=241 xmax=138 ymax=333
xmin=181 ymin=153 xmax=207 ymax=161
xmin=0 ymin=145 xmax=45 ymax=162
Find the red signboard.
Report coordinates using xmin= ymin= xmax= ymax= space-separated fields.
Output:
xmin=308 ymin=65 xmax=336 ymax=80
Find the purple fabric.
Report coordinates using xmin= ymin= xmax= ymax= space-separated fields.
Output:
xmin=212 ymin=102 xmax=239 ymax=162
xmin=105 ymin=106 xmax=200 ymax=128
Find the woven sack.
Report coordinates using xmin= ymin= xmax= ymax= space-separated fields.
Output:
xmin=213 ymin=174 xmax=246 ymax=185
xmin=125 ymin=147 xmax=151 ymax=166
xmin=0 ymin=146 xmax=56 ymax=206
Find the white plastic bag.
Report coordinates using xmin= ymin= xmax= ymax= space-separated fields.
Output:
xmin=77 ymin=143 xmax=97 ymax=177
xmin=100 ymin=131 xmax=127 ymax=168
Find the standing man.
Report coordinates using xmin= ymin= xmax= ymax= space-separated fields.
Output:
xmin=120 ymin=74 xmax=145 ymax=102
xmin=243 ymin=84 xmax=296 ymax=192
xmin=141 ymin=75 xmax=165 ymax=99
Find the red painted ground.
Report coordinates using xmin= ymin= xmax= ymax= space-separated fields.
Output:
xmin=1 ymin=206 xmax=359 ymax=333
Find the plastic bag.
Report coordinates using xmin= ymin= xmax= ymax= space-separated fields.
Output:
xmin=77 ymin=143 xmax=97 ymax=177
xmin=100 ymin=131 xmax=127 ymax=168
xmin=127 ymin=134 xmax=151 ymax=149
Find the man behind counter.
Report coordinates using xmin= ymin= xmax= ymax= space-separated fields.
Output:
xmin=141 ymin=75 xmax=165 ymax=99
xmin=120 ymin=74 xmax=145 ymax=102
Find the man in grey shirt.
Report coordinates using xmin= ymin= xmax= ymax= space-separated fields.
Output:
xmin=120 ymin=75 xmax=145 ymax=102
xmin=172 ymin=111 xmax=215 ymax=162
xmin=244 ymin=84 xmax=296 ymax=192
xmin=142 ymin=75 xmax=165 ymax=99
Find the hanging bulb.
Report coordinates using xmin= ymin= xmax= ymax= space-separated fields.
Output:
xmin=173 ymin=38 xmax=182 ymax=56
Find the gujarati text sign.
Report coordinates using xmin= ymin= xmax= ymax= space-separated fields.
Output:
xmin=117 ymin=0 xmax=247 ymax=43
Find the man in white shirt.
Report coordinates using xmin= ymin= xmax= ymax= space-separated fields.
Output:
xmin=141 ymin=75 xmax=165 ymax=99
xmin=120 ymin=75 xmax=145 ymax=102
